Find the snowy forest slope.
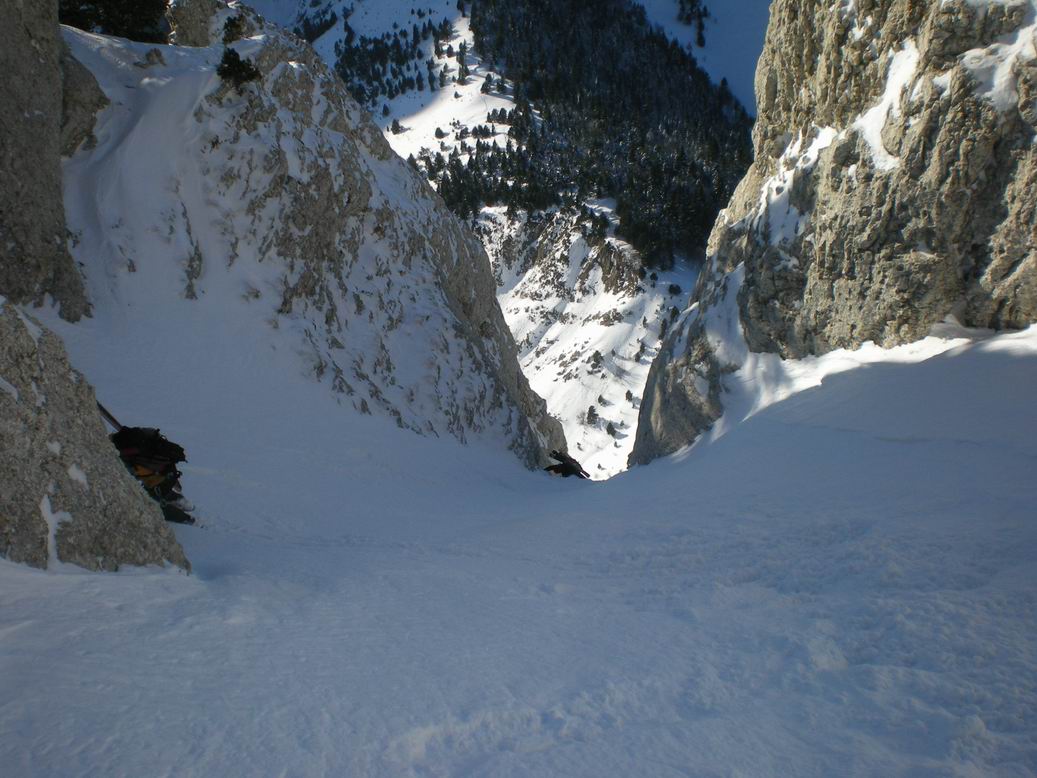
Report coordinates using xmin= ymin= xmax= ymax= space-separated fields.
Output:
xmin=636 ymin=0 xmax=774 ymax=112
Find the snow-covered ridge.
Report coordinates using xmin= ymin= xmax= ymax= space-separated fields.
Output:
xmin=53 ymin=1 xmax=563 ymax=468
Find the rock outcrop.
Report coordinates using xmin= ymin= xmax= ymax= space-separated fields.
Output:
xmin=0 ymin=300 xmax=189 ymax=571
xmin=0 ymin=0 xmax=88 ymax=321
xmin=632 ymin=0 xmax=1037 ymax=465
xmin=167 ymin=0 xmax=222 ymax=47
xmin=60 ymin=43 xmax=110 ymax=157
xmin=65 ymin=0 xmax=564 ymax=467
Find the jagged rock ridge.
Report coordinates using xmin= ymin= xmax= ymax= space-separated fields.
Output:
xmin=632 ymin=0 xmax=1037 ymax=465
xmin=60 ymin=0 xmax=563 ymax=468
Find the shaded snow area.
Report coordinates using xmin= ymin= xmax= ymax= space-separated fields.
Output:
xmin=636 ymin=0 xmax=773 ymax=112
xmin=482 ymin=208 xmax=698 ymax=479
xmin=3 ymin=320 xmax=1036 ymax=775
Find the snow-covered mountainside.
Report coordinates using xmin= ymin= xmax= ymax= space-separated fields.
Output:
xmin=632 ymin=0 xmax=1037 ymax=465
xmin=4 ymin=2 xmax=1037 ymax=772
xmin=482 ymin=208 xmax=697 ymax=477
xmin=240 ymin=0 xmax=741 ymax=475
xmin=636 ymin=0 xmax=773 ymax=112
xmin=55 ymin=0 xmax=563 ymax=468
xmin=4 ymin=312 xmax=1036 ymax=774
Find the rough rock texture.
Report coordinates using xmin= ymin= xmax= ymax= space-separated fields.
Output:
xmin=66 ymin=0 xmax=564 ymax=467
xmin=60 ymin=43 xmax=110 ymax=157
xmin=0 ymin=0 xmax=87 ymax=320
xmin=167 ymin=0 xmax=221 ymax=46
xmin=486 ymin=211 xmax=645 ymax=305
xmin=0 ymin=301 xmax=189 ymax=571
xmin=632 ymin=0 xmax=1037 ymax=465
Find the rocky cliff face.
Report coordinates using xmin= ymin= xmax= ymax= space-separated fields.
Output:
xmin=0 ymin=300 xmax=189 ymax=571
xmin=62 ymin=0 xmax=563 ymax=466
xmin=631 ymin=0 xmax=1037 ymax=465
xmin=0 ymin=0 xmax=88 ymax=321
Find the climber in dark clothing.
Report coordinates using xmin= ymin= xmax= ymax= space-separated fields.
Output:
xmin=108 ymin=423 xmax=195 ymax=524
xmin=544 ymin=450 xmax=590 ymax=479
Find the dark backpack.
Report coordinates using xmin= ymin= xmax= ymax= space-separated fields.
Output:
xmin=110 ymin=427 xmax=187 ymax=500
xmin=110 ymin=427 xmax=186 ymax=467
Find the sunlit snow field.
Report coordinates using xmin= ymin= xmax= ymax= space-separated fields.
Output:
xmin=3 ymin=315 xmax=1036 ymax=776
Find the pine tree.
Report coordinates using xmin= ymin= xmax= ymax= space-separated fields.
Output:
xmin=217 ymin=49 xmax=262 ymax=91
xmin=456 ymin=41 xmax=470 ymax=84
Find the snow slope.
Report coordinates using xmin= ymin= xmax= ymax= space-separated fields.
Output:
xmin=56 ymin=11 xmax=560 ymax=466
xmin=2 ymin=313 xmax=1036 ymax=775
xmin=637 ymin=0 xmax=773 ymax=112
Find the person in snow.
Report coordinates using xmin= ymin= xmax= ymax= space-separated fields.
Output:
xmin=544 ymin=450 xmax=590 ymax=479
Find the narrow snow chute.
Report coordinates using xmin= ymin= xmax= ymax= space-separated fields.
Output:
xmin=98 ymin=403 xmax=195 ymax=524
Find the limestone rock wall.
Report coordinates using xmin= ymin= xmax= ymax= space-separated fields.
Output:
xmin=0 ymin=0 xmax=88 ymax=320
xmin=0 ymin=301 xmax=189 ymax=571
xmin=632 ymin=0 xmax=1037 ymax=465
xmin=60 ymin=43 xmax=110 ymax=157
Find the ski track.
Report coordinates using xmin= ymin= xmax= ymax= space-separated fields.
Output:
xmin=2 ymin=328 xmax=1036 ymax=776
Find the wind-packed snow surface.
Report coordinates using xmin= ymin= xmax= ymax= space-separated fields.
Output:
xmin=3 ymin=314 xmax=1036 ymax=775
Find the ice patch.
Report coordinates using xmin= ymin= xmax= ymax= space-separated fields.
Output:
xmin=67 ymin=465 xmax=89 ymax=488
xmin=39 ymin=492 xmax=72 ymax=568
xmin=14 ymin=307 xmax=43 ymax=344
xmin=853 ymin=40 xmax=920 ymax=171
xmin=31 ymin=381 xmax=45 ymax=407
xmin=754 ymin=126 xmax=839 ymax=246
